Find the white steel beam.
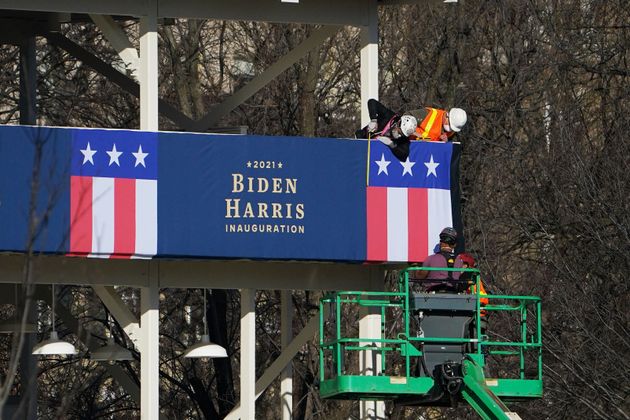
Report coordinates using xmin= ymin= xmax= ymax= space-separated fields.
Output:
xmin=140 ymin=273 xmax=160 ymax=419
xmin=359 ymin=4 xmax=385 ymax=417
xmin=360 ymin=0 xmax=378 ymax=126
xmin=92 ymin=285 xmax=141 ymax=348
xmin=158 ymin=0 xmax=371 ymax=26
xmin=381 ymin=0 xmax=459 ymax=4
xmin=0 ymin=0 xmax=372 ymax=27
xmin=281 ymin=290 xmax=293 ymax=420
xmin=90 ymin=14 xmax=140 ymax=79
xmin=139 ymin=13 xmax=159 ymax=131
xmin=0 ymin=255 xmax=388 ymax=292
xmin=359 ymin=305 xmax=385 ymax=419
xmin=192 ymin=26 xmax=340 ymax=131
xmin=240 ymin=289 xmax=256 ymax=420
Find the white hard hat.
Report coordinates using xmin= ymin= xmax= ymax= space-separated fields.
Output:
xmin=399 ymin=115 xmax=418 ymax=137
xmin=448 ymin=108 xmax=467 ymax=132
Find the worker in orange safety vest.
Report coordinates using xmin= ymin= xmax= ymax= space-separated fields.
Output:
xmin=458 ymin=252 xmax=489 ymax=352
xmin=356 ymin=100 xmax=468 ymax=161
xmin=407 ymin=107 xmax=468 ymax=142
xmin=458 ymin=252 xmax=488 ymax=312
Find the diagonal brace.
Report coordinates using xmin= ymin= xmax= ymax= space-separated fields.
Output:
xmin=92 ymin=285 xmax=141 ymax=348
xmin=36 ymin=285 xmax=169 ymax=420
xmin=89 ymin=14 xmax=140 ymax=79
xmin=192 ymin=26 xmax=340 ymax=131
xmin=224 ymin=307 xmax=326 ymax=420
xmin=43 ymin=32 xmax=195 ymax=131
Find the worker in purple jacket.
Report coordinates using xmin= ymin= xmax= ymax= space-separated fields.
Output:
xmin=415 ymin=227 xmax=463 ymax=291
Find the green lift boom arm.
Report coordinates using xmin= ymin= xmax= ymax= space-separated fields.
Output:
xmin=461 ymin=359 xmax=523 ymax=420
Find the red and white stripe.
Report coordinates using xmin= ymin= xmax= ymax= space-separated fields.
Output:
xmin=366 ymin=186 xmax=452 ymax=262
xmin=69 ymin=176 xmax=157 ymax=258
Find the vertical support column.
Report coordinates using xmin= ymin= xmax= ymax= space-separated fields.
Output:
xmin=140 ymin=273 xmax=160 ymax=419
xmin=19 ymin=37 xmax=38 ymax=420
xmin=360 ymin=0 xmax=379 ymax=126
xmin=139 ymin=9 xmax=158 ymax=131
xmin=360 ymin=5 xmax=383 ymax=418
xmin=19 ymin=37 xmax=37 ymax=125
xmin=280 ymin=290 xmax=293 ymax=420
xmin=241 ymin=289 xmax=256 ymax=420
xmin=359 ymin=305 xmax=385 ymax=419
xmin=18 ymin=288 xmax=37 ymax=420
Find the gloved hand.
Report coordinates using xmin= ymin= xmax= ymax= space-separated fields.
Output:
xmin=368 ymin=119 xmax=378 ymax=133
xmin=377 ymin=136 xmax=394 ymax=147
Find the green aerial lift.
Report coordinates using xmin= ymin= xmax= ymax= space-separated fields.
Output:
xmin=319 ymin=267 xmax=542 ymax=419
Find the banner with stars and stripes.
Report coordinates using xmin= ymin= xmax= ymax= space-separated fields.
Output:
xmin=0 ymin=125 xmax=461 ymax=263
xmin=366 ymin=140 xmax=462 ymax=263
xmin=69 ymin=130 xmax=158 ymax=258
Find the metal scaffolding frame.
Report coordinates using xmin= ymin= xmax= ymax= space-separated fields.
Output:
xmin=0 ymin=0 xmax=453 ymax=417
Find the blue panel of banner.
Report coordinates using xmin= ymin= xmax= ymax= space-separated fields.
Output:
xmin=0 ymin=125 xmax=460 ymax=263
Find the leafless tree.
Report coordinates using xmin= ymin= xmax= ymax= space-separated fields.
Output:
xmin=1 ymin=1 xmax=628 ymax=417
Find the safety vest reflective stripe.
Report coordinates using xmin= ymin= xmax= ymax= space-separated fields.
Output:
xmin=422 ymin=108 xmax=439 ymax=138
xmin=415 ymin=107 xmax=445 ymax=140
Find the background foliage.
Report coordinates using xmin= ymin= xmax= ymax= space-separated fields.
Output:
xmin=0 ymin=0 xmax=628 ymax=418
